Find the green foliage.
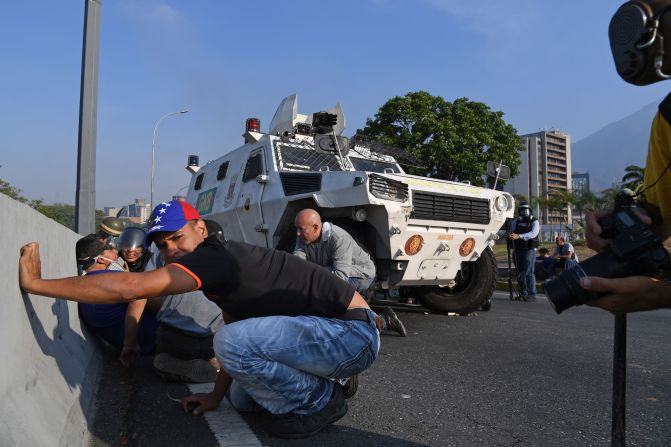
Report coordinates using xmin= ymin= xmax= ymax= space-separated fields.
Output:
xmin=0 ymin=178 xmax=41 ymax=208
xmin=1 ymin=177 xmax=103 ymax=231
xmin=358 ymin=91 xmax=523 ymax=186
xmin=513 ymin=193 xmax=528 ymax=205
xmin=596 ymin=187 xmax=619 ymax=210
xmin=621 ymin=164 xmax=645 ymax=192
xmin=33 ymin=203 xmax=76 ymax=230
xmin=547 ymin=189 xmax=576 ymax=224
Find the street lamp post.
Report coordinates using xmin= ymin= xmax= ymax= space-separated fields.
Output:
xmin=151 ymin=110 xmax=188 ymax=211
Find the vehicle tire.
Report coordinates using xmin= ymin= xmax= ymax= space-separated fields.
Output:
xmin=417 ymin=247 xmax=497 ymax=314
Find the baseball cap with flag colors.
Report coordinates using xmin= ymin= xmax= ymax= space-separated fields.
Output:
xmin=146 ymin=200 xmax=201 ymax=245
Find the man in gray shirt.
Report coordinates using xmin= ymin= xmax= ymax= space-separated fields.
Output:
xmin=147 ymin=221 xmax=226 ymax=383
xmin=293 ymin=209 xmax=406 ymax=337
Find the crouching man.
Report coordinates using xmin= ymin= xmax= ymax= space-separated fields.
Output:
xmin=18 ymin=200 xmax=380 ymax=439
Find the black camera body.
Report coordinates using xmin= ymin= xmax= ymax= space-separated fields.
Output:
xmin=545 ymin=202 xmax=670 ymax=314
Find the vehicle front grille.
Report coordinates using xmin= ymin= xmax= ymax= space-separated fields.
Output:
xmin=411 ymin=192 xmax=490 ymax=224
xmin=279 ymin=172 xmax=322 ymax=196
xmin=368 ymin=174 xmax=408 ymax=202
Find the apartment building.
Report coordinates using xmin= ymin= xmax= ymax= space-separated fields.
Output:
xmin=504 ymin=130 xmax=573 ymax=226
xmin=103 ymin=198 xmax=151 ymax=224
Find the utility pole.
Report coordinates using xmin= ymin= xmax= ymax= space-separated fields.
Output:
xmin=75 ymin=0 xmax=101 ymax=235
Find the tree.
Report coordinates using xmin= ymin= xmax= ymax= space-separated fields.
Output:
xmin=596 ymin=187 xmax=619 ymax=210
xmin=531 ymin=195 xmax=550 ymax=224
xmin=1 ymin=177 xmax=101 ymax=231
xmin=573 ymin=189 xmax=596 ymax=225
xmin=358 ymin=92 xmax=523 ymax=186
xmin=1 ymin=178 xmax=41 ymax=208
xmin=513 ymin=193 xmax=528 ymax=205
xmin=548 ymin=189 xmax=576 ymax=225
xmin=34 ymin=203 xmax=76 ymax=230
xmin=621 ymin=164 xmax=645 ymax=192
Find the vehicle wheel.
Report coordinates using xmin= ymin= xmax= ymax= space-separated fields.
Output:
xmin=417 ymin=248 xmax=497 ymax=314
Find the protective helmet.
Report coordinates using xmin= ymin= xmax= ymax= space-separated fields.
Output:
xmin=100 ymin=217 xmax=124 ymax=237
xmin=518 ymin=202 xmax=532 ymax=219
xmin=118 ymin=227 xmax=147 ymax=251
xmin=204 ymin=219 xmax=226 ymax=243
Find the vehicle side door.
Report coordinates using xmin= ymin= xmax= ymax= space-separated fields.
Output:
xmin=234 ymin=148 xmax=269 ymax=247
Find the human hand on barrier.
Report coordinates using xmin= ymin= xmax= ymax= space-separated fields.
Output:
xmin=181 ymin=393 xmax=221 ymax=416
xmin=586 ymin=208 xmax=651 ymax=252
xmin=580 ymin=275 xmax=670 ymax=314
xmin=19 ymin=242 xmax=42 ymax=293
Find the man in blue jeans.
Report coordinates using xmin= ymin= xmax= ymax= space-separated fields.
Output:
xmin=19 ymin=200 xmax=380 ymax=439
xmin=509 ymin=203 xmax=540 ymax=302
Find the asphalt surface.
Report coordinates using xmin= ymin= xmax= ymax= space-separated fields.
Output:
xmin=88 ymin=293 xmax=671 ymax=447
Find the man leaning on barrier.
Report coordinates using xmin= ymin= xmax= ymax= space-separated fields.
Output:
xmin=19 ymin=199 xmax=381 ymax=439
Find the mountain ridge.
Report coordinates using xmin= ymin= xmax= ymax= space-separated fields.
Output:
xmin=571 ymin=99 xmax=660 ymax=192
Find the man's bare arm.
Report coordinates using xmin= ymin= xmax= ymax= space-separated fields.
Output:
xmin=19 ymin=242 xmax=198 ymax=303
xmin=582 ymin=276 xmax=671 ymax=314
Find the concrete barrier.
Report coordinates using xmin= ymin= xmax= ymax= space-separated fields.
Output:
xmin=0 ymin=194 xmax=101 ymax=446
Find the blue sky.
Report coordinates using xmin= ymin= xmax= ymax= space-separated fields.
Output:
xmin=2 ymin=0 xmax=670 ymax=208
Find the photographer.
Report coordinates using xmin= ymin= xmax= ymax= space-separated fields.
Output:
xmin=578 ymin=0 xmax=671 ymax=314
xmin=582 ymin=95 xmax=671 ymax=313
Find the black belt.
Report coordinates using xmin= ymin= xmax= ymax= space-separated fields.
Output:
xmin=336 ymin=308 xmax=383 ymax=332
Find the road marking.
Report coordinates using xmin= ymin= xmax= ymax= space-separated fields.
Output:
xmin=188 ymin=383 xmax=266 ymax=447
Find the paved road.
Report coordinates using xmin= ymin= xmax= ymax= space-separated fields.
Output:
xmin=89 ymin=293 xmax=671 ymax=447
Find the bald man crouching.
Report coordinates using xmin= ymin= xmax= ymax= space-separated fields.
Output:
xmin=293 ymin=208 xmax=407 ymax=337
xmin=19 ymin=200 xmax=380 ymax=439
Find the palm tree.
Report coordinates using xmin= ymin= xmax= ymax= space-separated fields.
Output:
xmin=596 ymin=187 xmax=619 ymax=209
xmin=531 ymin=195 xmax=549 ymax=223
xmin=513 ymin=193 xmax=528 ymax=205
xmin=573 ymin=190 xmax=596 ymax=225
xmin=548 ymin=189 xmax=576 ymax=225
xmin=621 ymin=165 xmax=645 ymax=192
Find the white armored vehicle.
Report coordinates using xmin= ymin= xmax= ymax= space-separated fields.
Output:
xmin=184 ymin=95 xmax=515 ymax=314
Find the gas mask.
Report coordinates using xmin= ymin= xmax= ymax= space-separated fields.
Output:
xmin=518 ymin=208 xmax=532 ymax=222
xmin=609 ymin=0 xmax=671 ymax=85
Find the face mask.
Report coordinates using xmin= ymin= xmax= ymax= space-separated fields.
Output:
xmin=96 ymin=255 xmax=126 ymax=272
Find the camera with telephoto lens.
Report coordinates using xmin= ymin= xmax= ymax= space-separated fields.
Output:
xmin=544 ymin=191 xmax=671 ymax=314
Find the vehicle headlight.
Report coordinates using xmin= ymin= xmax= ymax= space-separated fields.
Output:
xmin=495 ymin=194 xmax=511 ymax=211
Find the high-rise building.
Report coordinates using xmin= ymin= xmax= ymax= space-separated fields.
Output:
xmin=126 ymin=198 xmax=151 ymax=222
xmin=572 ymin=172 xmax=590 ymax=196
xmin=103 ymin=199 xmax=151 ymax=224
xmin=504 ymin=130 xmax=572 ymax=225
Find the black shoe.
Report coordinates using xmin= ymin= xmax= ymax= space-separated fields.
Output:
xmin=524 ymin=295 xmax=536 ymax=302
xmin=380 ymin=307 xmax=408 ymax=337
xmin=341 ymin=375 xmax=358 ymax=399
xmin=269 ymin=384 xmax=348 ymax=439
xmin=517 ymin=295 xmax=527 ymax=302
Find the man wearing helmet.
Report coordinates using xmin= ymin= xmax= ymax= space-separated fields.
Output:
xmin=19 ymin=199 xmax=379 ymax=439
xmin=117 ymin=226 xmax=224 ymax=382
xmin=509 ymin=203 xmax=540 ymax=302
xmin=75 ymin=233 xmax=158 ymax=366
xmin=118 ymin=227 xmax=154 ymax=272
xmin=98 ymin=216 xmax=124 ymax=242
